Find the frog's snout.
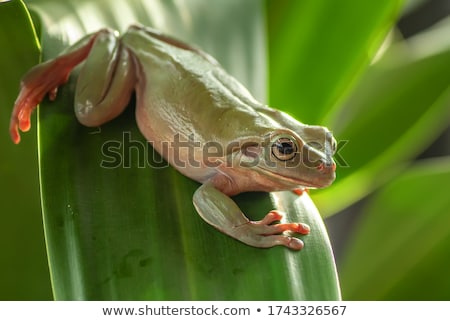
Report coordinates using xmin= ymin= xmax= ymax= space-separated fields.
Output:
xmin=314 ymin=158 xmax=336 ymax=188
xmin=301 ymin=128 xmax=337 ymax=186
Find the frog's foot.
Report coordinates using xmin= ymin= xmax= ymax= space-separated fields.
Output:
xmin=9 ymin=62 xmax=68 ymax=143
xmin=9 ymin=30 xmax=105 ymax=144
xmin=193 ymin=183 xmax=310 ymax=251
xmin=293 ymin=188 xmax=309 ymax=196
xmin=235 ymin=210 xmax=310 ymax=250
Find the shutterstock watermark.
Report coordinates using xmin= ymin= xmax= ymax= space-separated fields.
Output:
xmin=100 ymin=131 xmax=349 ymax=169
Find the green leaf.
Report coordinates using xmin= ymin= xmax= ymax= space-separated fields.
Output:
xmin=312 ymin=19 xmax=450 ymax=216
xmin=0 ymin=0 xmax=52 ymax=300
xmin=21 ymin=0 xmax=340 ymax=300
xmin=340 ymin=157 xmax=450 ymax=300
xmin=266 ymin=0 xmax=404 ymax=124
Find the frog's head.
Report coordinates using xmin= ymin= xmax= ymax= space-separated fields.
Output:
xmin=240 ymin=127 xmax=336 ymax=190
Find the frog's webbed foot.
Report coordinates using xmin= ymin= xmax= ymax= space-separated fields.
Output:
xmin=235 ymin=210 xmax=310 ymax=250
xmin=193 ymin=183 xmax=310 ymax=251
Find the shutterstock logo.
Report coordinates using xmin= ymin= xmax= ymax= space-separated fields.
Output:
xmin=100 ymin=132 xmax=349 ymax=169
xmin=101 ymin=132 xmax=168 ymax=169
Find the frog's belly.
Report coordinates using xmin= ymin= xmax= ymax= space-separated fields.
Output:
xmin=135 ymin=104 xmax=219 ymax=183
xmin=158 ymin=140 xmax=219 ymax=183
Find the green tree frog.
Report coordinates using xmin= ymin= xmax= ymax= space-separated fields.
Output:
xmin=10 ymin=25 xmax=336 ymax=250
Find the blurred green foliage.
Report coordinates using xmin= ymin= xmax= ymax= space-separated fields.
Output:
xmin=340 ymin=158 xmax=450 ymax=300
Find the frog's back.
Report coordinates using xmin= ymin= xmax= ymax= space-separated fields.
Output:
xmin=123 ymin=27 xmax=276 ymax=144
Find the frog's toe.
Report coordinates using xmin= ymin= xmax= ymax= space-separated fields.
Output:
xmin=257 ymin=210 xmax=310 ymax=235
xmin=292 ymin=188 xmax=308 ymax=196
xmin=259 ymin=221 xmax=310 ymax=236
xmin=257 ymin=235 xmax=304 ymax=250
xmin=10 ymin=88 xmax=36 ymax=144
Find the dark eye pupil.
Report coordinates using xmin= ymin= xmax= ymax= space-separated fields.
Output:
xmin=276 ymin=142 xmax=294 ymax=155
xmin=271 ymin=136 xmax=298 ymax=161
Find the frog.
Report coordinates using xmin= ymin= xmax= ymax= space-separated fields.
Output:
xmin=9 ymin=25 xmax=336 ymax=250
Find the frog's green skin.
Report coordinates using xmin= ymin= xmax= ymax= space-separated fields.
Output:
xmin=10 ymin=25 xmax=336 ymax=250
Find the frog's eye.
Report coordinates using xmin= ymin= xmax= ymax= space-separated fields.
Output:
xmin=271 ymin=137 xmax=298 ymax=161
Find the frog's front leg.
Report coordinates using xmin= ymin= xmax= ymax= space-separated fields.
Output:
xmin=193 ymin=182 xmax=310 ymax=250
xmin=9 ymin=28 xmax=135 ymax=144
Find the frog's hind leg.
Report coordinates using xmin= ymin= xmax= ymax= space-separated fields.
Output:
xmin=10 ymin=30 xmax=106 ymax=143
xmin=74 ymin=33 xmax=136 ymax=127
xmin=10 ymin=28 xmax=135 ymax=144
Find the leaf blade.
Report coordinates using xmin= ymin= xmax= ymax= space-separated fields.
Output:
xmin=0 ymin=0 xmax=51 ymax=300
xmin=29 ymin=0 xmax=341 ymax=300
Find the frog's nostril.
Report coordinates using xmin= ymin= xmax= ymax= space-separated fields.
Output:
xmin=316 ymin=160 xmax=336 ymax=173
xmin=317 ymin=162 xmax=324 ymax=172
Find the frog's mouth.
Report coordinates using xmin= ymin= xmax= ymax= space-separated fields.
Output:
xmin=255 ymin=166 xmax=318 ymax=189
xmin=255 ymin=161 xmax=336 ymax=189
